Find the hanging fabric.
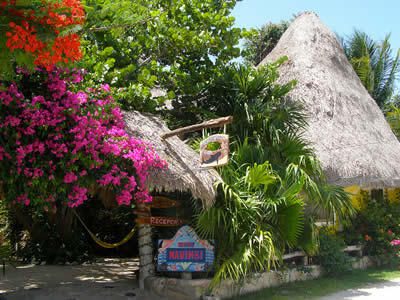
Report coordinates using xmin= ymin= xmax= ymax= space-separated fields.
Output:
xmin=74 ymin=210 xmax=136 ymax=249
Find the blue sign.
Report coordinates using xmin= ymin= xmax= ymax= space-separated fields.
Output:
xmin=157 ymin=226 xmax=214 ymax=272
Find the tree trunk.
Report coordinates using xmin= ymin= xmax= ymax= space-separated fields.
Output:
xmin=138 ymin=223 xmax=154 ymax=289
xmin=13 ymin=207 xmax=41 ymax=239
xmin=47 ymin=203 xmax=74 ymax=240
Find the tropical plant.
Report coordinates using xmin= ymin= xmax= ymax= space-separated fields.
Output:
xmin=2 ymin=0 xmax=243 ymax=113
xmin=198 ymin=61 xmax=355 ymax=222
xmin=242 ymin=20 xmax=290 ymax=65
xmin=196 ymin=159 xmax=306 ymax=289
xmin=0 ymin=66 xmax=167 ymax=262
xmin=79 ymin=0 xmax=242 ymax=112
xmin=314 ymin=227 xmax=352 ymax=275
xmin=341 ymin=30 xmax=400 ymax=108
xmin=0 ymin=0 xmax=85 ymax=78
xmin=0 ymin=67 xmax=166 ymax=211
xmin=195 ymin=61 xmax=355 ymax=288
xmin=342 ymin=193 xmax=400 ymax=259
xmin=385 ymin=95 xmax=400 ymax=140
xmin=241 ymin=14 xmax=302 ymax=66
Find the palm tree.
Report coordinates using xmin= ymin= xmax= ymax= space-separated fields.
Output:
xmin=385 ymin=95 xmax=400 ymax=140
xmin=341 ymin=30 xmax=400 ymax=108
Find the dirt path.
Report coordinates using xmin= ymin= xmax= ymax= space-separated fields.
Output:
xmin=318 ymin=278 xmax=400 ymax=300
xmin=0 ymin=258 xmax=160 ymax=300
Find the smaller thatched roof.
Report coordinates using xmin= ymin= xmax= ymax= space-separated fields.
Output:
xmin=123 ymin=111 xmax=221 ymax=208
xmin=259 ymin=12 xmax=400 ymax=188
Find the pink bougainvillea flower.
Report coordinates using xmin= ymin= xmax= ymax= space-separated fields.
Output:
xmin=64 ymin=172 xmax=78 ymax=183
xmin=0 ymin=67 xmax=166 ymax=211
xmin=100 ymin=84 xmax=111 ymax=92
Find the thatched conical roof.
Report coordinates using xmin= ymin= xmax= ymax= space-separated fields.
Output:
xmin=259 ymin=12 xmax=400 ymax=188
xmin=123 ymin=111 xmax=221 ymax=208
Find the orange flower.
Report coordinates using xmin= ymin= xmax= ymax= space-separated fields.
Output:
xmin=4 ymin=0 xmax=85 ymax=69
xmin=365 ymin=234 xmax=372 ymax=241
xmin=379 ymin=229 xmax=384 ymax=233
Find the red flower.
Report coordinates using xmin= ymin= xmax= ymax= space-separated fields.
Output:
xmin=365 ymin=234 xmax=372 ymax=241
xmin=388 ymin=230 xmax=393 ymax=235
xmin=4 ymin=0 xmax=85 ymax=69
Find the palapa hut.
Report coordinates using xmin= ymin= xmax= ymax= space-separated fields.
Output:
xmin=122 ymin=110 xmax=221 ymax=288
xmin=259 ymin=12 xmax=400 ymax=190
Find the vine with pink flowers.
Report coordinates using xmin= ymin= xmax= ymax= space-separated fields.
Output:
xmin=0 ymin=67 xmax=167 ymax=263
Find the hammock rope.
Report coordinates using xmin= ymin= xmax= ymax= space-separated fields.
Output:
xmin=73 ymin=210 xmax=136 ymax=249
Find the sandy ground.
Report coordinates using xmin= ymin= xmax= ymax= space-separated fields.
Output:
xmin=4 ymin=259 xmax=400 ymax=300
xmin=317 ymin=277 xmax=400 ymax=300
xmin=0 ymin=258 xmax=160 ymax=300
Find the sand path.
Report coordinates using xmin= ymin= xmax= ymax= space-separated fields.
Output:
xmin=317 ymin=278 xmax=400 ymax=300
xmin=0 ymin=258 xmax=160 ymax=300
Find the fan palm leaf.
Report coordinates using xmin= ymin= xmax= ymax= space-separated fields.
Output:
xmin=196 ymin=160 xmax=305 ymax=288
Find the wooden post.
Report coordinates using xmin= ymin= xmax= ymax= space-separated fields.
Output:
xmin=138 ymin=223 xmax=154 ymax=290
xmin=161 ymin=116 xmax=233 ymax=140
xmin=181 ymin=272 xmax=192 ymax=280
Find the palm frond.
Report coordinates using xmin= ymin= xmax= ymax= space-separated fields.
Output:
xmin=344 ymin=29 xmax=400 ymax=107
xmin=277 ymin=200 xmax=305 ymax=247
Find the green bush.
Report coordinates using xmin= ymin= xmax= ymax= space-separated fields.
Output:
xmin=314 ymin=227 xmax=352 ymax=275
xmin=0 ymin=202 xmax=12 ymax=261
xmin=15 ymin=225 xmax=90 ymax=264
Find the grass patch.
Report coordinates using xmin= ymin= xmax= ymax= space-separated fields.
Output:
xmin=231 ymin=268 xmax=400 ymax=299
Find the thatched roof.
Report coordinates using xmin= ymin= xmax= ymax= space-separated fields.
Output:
xmin=259 ymin=12 xmax=400 ymax=188
xmin=123 ymin=111 xmax=221 ymax=208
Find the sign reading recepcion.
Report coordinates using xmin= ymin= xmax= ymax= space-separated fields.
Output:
xmin=157 ymin=226 xmax=214 ymax=272
xmin=136 ymin=216 xmax=188 ymax=227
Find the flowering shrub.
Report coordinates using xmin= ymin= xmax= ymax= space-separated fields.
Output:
xmin=1 ymin=0 xmax=85 ymax=70
xmin=390 ymin=239 xmax=400 ymax=268
xmin=391 ymin=239 xmax=400 ymax=247
xmin=0 ymin=67 xmax=167 ymax=211
xmin=343 ymin=195 xmax=400 ymax=267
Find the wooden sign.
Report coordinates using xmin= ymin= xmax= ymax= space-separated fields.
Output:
xmin=136 ymin=216 xmax=188 ymax=227
xmin=200 ymin=134 xmax=229 ymax=168
xmin=144 ymin=196 xmax=181 ymax=209
xmin=132 ymin=206 xmax=151 ymax=217
xmin=157 ymin=226 xmax=214 ymax=272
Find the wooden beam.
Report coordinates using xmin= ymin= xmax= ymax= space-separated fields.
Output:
xmin=161 ymin=116 xmax=233 ymax=140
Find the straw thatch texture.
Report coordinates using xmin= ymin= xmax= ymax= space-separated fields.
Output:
xmin=259 ymin=12 xmax=400 ymax=188
xmin=123 ymin=111 xmax=221 ymax=208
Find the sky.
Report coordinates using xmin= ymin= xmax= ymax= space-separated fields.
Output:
xmin=231 ymin=0 xmax=400 ymax=53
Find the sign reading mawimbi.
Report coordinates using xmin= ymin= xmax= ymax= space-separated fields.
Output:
xmin=200 ymin=134 xmax=229 ymax=168
xmin=157 ymin=226 xmax=214 ymax=272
